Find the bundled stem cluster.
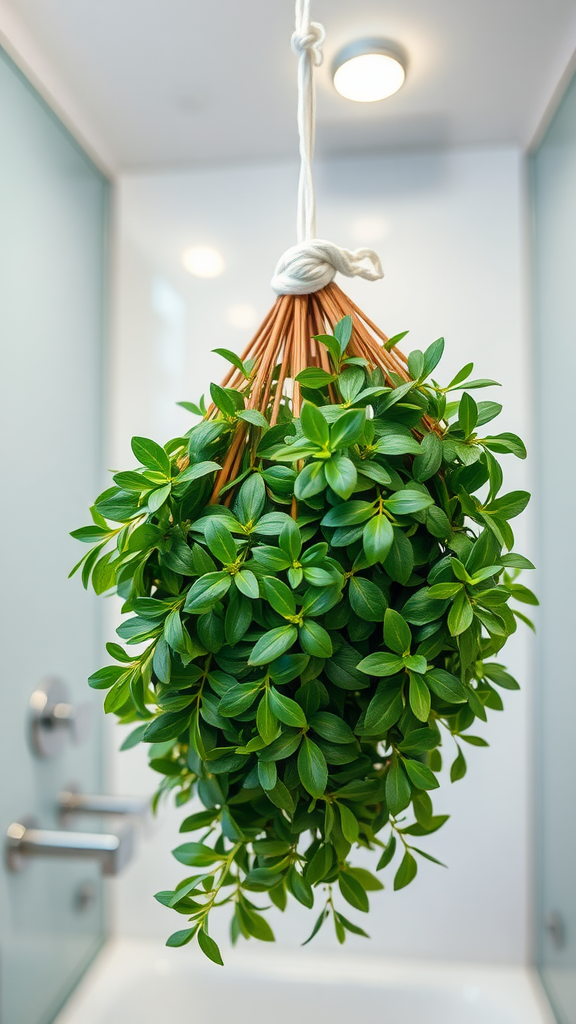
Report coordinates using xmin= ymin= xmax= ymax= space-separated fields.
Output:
xmin=72 ymin=284 xmax=535 ymax=964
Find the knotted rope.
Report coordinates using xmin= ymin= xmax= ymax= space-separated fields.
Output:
xmin=271 ymin=240 xmax=384 ymax=295
xmin=272 ymin=0 xmax=383 ymax=295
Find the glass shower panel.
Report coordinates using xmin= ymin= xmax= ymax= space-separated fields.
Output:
xmin=532 ymin=64 xmax=576 ymax=1024
xmin=0 ymin=48 xmax=108 ymax=1024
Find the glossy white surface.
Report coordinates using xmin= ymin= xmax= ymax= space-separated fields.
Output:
xmin=2 ymin=0 xmax=576 ymax=168
xmin=55 ymin=939 xmax=554 ymax=1024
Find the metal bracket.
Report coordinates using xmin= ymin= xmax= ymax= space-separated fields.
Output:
xmin=29 ymin=678 xmax=92 ymax=758
xmin=58 ymin=786 xmax=149 ymax=823
xmin=6 ymin=819 xmax=134 ymax=876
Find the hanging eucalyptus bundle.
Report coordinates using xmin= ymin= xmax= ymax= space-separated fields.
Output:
xmin=72 ymin=283 xmax=535 ymax=964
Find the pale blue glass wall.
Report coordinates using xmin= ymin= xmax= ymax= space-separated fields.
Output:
xmin=532 ymin=65 xmax=576 ymax=1024
xmin=0 ymin=48 xmax=109 ymax=1024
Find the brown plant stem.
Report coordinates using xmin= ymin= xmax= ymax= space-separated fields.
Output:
xmin=205 ymin=283 xmax=439 ymax=504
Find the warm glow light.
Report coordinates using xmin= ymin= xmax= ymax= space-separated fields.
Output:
xmin=227 ymin=303 xmax=258 ymax=331
xmin=182 ymin=246 xmax=224 ymax=278
xmin=333 ymin=42 xmax=406 ymax=103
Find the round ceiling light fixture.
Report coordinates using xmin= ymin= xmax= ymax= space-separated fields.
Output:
xmin=182 ymin=246 xmax=225 ymax=278
xmin=332 ymin=39 xmax=407 ymax=103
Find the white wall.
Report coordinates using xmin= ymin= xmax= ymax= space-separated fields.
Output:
xmin=0 ymin=1 xmax=115 ymax=175
xmin=108 ymin=145 xmax=533 ymax=965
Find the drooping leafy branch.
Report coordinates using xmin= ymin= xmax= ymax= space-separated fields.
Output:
xmin=72 ymin=302 xmax=535 ymax=965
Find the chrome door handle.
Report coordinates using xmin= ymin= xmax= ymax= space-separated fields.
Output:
xmin=6 ymin=820 xmax=134 ymax=876
xmin=29 ymin=678 xmax=92 ymax=758
xmin=58 ymin=789 xmax=149 ymax=818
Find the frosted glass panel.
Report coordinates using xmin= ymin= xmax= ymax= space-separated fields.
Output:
xmin=0 ymin=47 xmax=108 ymax=1024
xmin=532 ymin=65 xmax=576 ymax=1024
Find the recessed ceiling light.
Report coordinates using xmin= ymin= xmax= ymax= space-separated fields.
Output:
xmin=182 ymin=246 xmax=224 ymax=278
xmin=332 ymin=39 xmax=407 ymax=103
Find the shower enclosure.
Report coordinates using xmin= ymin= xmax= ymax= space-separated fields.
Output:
xmin=532 ymin=60 xmax=576 ymax=1024
xmin=0 ymin=47 xmax=110 ymax=1024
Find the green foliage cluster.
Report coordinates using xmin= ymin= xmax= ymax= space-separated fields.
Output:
xmin=72 ymin=316 xmax=535 ymax=964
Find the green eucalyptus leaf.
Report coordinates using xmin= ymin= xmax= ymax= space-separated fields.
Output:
xmin=325 ymin=455 xmax=357 ymax=500
xmin=348 ymin=576 xmax=387 ymax=621
xmin=447 ymin=589 xmax=473 ymax=636
xmin=234 ymin=568 xmax=259 ymax=599
xmin=205 ymin=518 xmax=237 ymax=565
xmin=321 ymin=500 xmax=376 ymax=527
xmin=330 ymin=409 xmax=366 ymax=449
xmin=309 ymin=712 xmax=355 ymax=744
xmin=299 ymin=619 xmax=333 ymax=658
xmin=362 ymin=682 xmax=403 ymax=734
xmin=403 ymin=758 xmax=439 ymax=790
xmin=296 ymin=367 xmax=337 ymax=389
xmin=249 ymin=625 xmax=298 ymax=666
xmin=413 ymin=432 xmax=443 ymax=482
xmin=268 ymin=686 xmax=307 ymax=728
xmin=184 ymin=571 xmax=232 ymax=613
xmin=408 ymin=671 xmax=431 ymax=722
xmin=426 ymin=668 xmax=468 ymax=703
xmin=384 ymin=489 xmax=434 ymax=515
xmin=131 ymin=436 xmax=171 ymax=477
xmin=363 ymin=514 xmax=394 ymax=564
xmin=198 ymin=928 xmax=224 ymax=966
xmin=393 ymin=851 xmax=418 ymax=891
xmin=357 ymin=652 xmax=405 ymax=677
xmin=261 ymin=576 xmax=297 ymax=617
xmin=450 ymin=745 xmax=467 ymax=782
xmin=386 ymin=759 xmax=412 ymax=815
xmin=301 ymin=402 xmax=329 ymax=447
xmin=458 ymin=393 xmax=478 ymax=438
xmin=334 ymin=315 xmax=353 ymax=355
xmin=298 ymin=737 xmax=328 ymax=798
xmin=295 ymin=462 xmax=327 ymax=500
xmin=384 ymin=608 xmax=412 ymax=655
xmin=339 ymin=872 xmax=369 ymax=912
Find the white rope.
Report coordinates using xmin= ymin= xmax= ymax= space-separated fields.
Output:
xmin=271 ymin=239 xmax=383 ymax=295
xmin=291 ymin=0 xmax=324 ymax=244
xmin=271 ymin=0 xmax=383 ymax=296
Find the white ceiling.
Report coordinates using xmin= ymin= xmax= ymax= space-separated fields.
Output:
xmin=3 ymin=0 xmax=576 ymax=171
